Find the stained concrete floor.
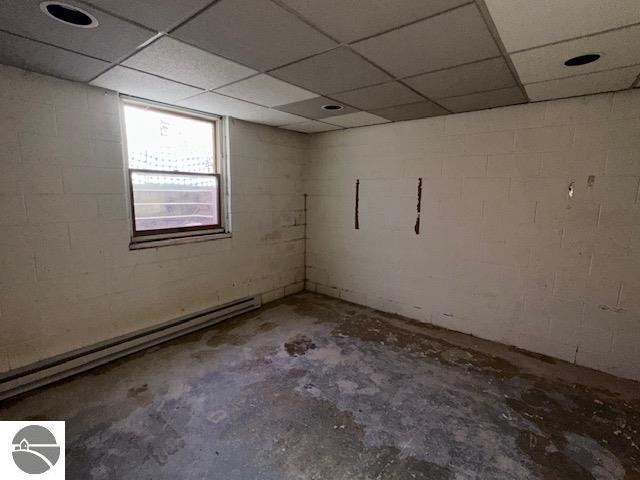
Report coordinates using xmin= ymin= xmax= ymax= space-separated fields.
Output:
xmin=1 ymin=292 xmax=640 ymax=479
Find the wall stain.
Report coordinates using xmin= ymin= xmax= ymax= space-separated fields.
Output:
xmin=262 ymin=229 xmax=283 ymax=243
xmin=599 ymin=304 xmax=625 ymax=313
xmin=508 ymin=346 xmax=557 ymax=364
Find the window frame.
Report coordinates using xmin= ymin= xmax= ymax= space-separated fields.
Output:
xmin=120 ymin=97 xmax=231 ymax=249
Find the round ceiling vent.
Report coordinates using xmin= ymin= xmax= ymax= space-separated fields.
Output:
xmin=321 ymin=104 xmax=343 ymax=111
xmin=40 ymin=1 xmax=99 ymax=28
xmin=564 ymin=53 xmax=600 ymax=67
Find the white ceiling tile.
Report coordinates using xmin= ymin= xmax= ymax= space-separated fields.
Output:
xmin=280 ymin=121 xmax=342 ymax=133
xmin=172 ymin=0 xmax=336 ymax=71
xmin=274 ymin=96 xmax=359 ymax=119
xmin=511 ymin=25 xmax=640 ymax=84
xmin=279 ymin=0 xmax=468 ymax=43
xmin=0 ymin=0 xmax=154 ymax=62
xmin=0 ymin=31 xmax=110 ymax=82
xmin=525 ymin=66 xmax=640 ymax=101
xmin=215 ymin=74 xmax=318 ymax=107
xmin=331 ymin=82 xmax=424 ymax=110
xmin=438 ymin=86 xmax=526 ymax=112
xmin=485 ymin=0 xmax=640 ymax=53
xmin=240 ymin=109 xmax=308 ymax=127
xmin=405 ymin=57 xmax=515 ymax=99
xmin=124 ymin=37 xmax=256 ymax=90
xmin=352 ymin=4 xmax=500 ymax=78
xmin=180 ymin=92 xmax=309 ymax=126
xmin=270 ymin=47 xmax=392 ymax=94
xmin=90 ymin=66 xmax=203 ymax=103
xmin=175 ymin=92 xmax=263 ymax=117
xmin=84 ymin=0 xmax=213 ymax=32
xmin=371 ymin=101 xmax=449 ymax=121
xmin=322 ymin=112 xmax=390 ymax=128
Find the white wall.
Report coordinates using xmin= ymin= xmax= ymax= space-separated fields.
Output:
xmin=2 ymin=62 xmax=639 ymax=382
xmin=0 ymin=65 xmax=306 ymax=373
xmin=306 ymin=90 xmax=640 ymax=381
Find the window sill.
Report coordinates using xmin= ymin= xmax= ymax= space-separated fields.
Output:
xmin=129 ymin=232 xmax=232 ymax=250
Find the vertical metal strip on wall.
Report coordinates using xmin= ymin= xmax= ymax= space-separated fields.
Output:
xmin=355 ymin=179 xmax=360 ymax=230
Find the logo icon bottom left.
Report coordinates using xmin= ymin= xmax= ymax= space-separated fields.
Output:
xmin=12 ymin=425 xmax=61 ymax=474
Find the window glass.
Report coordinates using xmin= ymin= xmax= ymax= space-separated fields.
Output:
xmin=130 ymin=171 xmax=219 ymax=232
xmin=123 ymin=103 xmax=221 ymax=239
xmin=125 ymin=105 xmax=215 ymax=174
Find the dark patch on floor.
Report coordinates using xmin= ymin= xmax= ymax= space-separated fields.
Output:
xmin=127 ymin=384 xmax=153 ymax=407
xmin=256 ymin=321 xmax=278 ymax=333
xmin=507 ymin=387 xmax=640 ymax=479
xmin=284 ymin=334 xmax=316 ymax=356
xmin=516 ymin=430 xmax=593 ymax=480
xmin=327 ymin=307 xmax=522 ymax=379
xmin=1 ymin=292 xmax=639 ymax=479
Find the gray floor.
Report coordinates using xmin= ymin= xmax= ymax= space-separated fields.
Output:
xmin=1 ymin=292 xmax=639 ymax=479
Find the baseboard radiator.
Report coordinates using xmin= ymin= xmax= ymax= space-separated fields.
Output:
xmin=0 ymin=295 xmax=261 ymax=401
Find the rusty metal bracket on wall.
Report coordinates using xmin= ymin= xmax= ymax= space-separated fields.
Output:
xmin=414 ymin=177 xmax=422 ymax=235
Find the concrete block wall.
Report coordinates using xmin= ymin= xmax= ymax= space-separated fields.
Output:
xmin=1 ymin=61 xmax=638 ymax=383
xmin=0 ymin=65 xmax=306 ymax=373
xmin=305 ymin=90 xmax=640 ymax=381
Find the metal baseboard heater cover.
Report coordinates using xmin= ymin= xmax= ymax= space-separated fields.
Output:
xmin=0 ymin=295 xmax=261 ymax=401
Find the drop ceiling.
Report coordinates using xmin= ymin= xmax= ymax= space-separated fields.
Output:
xmin=1 ymin=0 xmax=639 ymax=133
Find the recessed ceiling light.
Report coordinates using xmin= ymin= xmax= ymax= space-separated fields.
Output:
xmin=564 ymin=54 xmax=600 ymax=67
xmin=40 ymin=1 xmax=99 ymax=28
xmin=322 ymin=104 xmax=343 ymax=111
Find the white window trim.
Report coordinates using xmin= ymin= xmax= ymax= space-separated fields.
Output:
xmin=118 ymin=95 xmax=232 ymax=249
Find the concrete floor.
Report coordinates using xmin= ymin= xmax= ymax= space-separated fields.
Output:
xmin=1 ymin=292 xmax=639 ymax=479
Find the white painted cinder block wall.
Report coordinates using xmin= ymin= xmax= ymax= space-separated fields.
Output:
xmin=1 ymin=63 xmax=639 ymax=382
xmin=0 ymin=65 xmax=306 ymax=373
xmin=305 ymin=90 xmax=640 ymax=381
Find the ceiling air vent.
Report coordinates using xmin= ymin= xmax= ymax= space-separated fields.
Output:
xmin=40 ymin=1 xmax=99 ymax=28
xmin=564 ymin=54 xmax=600 ymax=67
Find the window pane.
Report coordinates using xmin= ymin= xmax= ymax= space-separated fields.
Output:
xmin=124 ymin=105 xmax=215 ymax=174
xmin=131 ymin=172 xmax=219 ymax=232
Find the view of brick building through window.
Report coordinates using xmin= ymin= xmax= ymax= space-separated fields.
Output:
xmin=123 ymin=104 xmax=221 ymax=237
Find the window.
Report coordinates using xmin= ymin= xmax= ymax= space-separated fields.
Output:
xmin=122 ymin=100 xmax=227 ymax=246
